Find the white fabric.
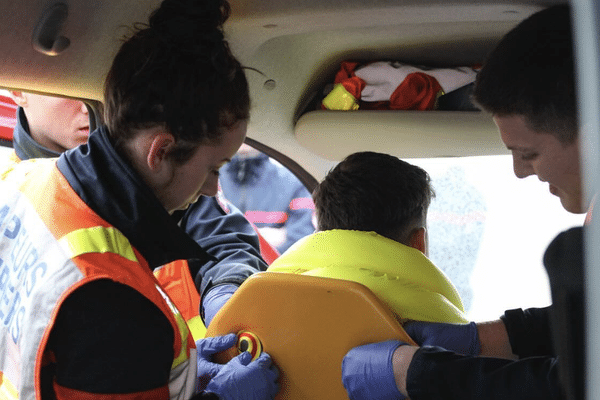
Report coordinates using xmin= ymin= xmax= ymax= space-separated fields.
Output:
xmin=355 ymin=61 xmax=477 ymax=101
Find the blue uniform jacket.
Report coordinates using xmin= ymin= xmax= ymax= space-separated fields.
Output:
xmin=179 ymin=193 xmax=268 ymax=300
xmin=219 ymin=152 xmax=315 ymax=253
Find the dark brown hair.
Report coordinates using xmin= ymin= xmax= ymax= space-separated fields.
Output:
xmin=103 ymin=0 xmax=250 ymax=163
xmin=313 ymin=151 xmax=434 ymax=244
xmin=473 ymin=4 xmax=576 ymax=144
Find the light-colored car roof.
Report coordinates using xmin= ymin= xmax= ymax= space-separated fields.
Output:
xmin=0 ymin=0 xmax=566 ymax=181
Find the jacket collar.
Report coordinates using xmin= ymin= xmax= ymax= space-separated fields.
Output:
xmin=57 ymin=126 xmax=211 ymax=269
xmin=12 ymin=107 xmax=61 ymax=160
xmin=225 ymin=152 xmax=269 ymax=184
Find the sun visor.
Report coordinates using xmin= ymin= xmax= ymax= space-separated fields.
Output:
xmin=294 ymin=109 xmax=507 ymax=161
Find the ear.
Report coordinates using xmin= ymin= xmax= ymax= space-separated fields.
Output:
xmin=10 ymin=91 xmax=27 ymax=107
xmin=146 ymin=132 xmax=176 ymax=172
xmin=408 ymin=227 xmax=427 ymax=255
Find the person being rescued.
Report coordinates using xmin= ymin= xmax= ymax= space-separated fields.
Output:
xmin=267 ymin=151 xmax=468 ymax=326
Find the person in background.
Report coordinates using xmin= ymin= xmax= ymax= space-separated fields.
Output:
xmin=10 ymin=91 xmax=90 ymax=157
xmin=342 ymin=5 xmax=582 ymax=400
xmin=219 ymin=143 xmax=315 ymax=253
xmin=268 ymin=151 xmax=470 ymax=329
xmin=0 ymin=0 xmax=279 ymax=398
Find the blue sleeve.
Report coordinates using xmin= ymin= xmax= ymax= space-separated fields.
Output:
xmin=180 ymin=195 xmax=268 ymax=301
xmin=280 ymin=183 xmax=315 ymax=252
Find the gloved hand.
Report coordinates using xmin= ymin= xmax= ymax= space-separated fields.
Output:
xmin=202 ymin=284 xmax=238 ymax=327
xmin=205 ymin=351 xmax=280 ymax=400
xmin=196 ymin=333 xmax=237 ymax=392
xmin=342 ymin=340 xmax=406 ymax=400
xmin=403 ymin=321 xmax=480 ymax=356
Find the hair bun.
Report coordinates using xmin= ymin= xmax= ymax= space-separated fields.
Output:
xmin=148 ymin=0 xmax=230 ymax=53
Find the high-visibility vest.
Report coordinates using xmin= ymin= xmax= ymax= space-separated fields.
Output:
xmin=155 ymin=260 xmax=207 ymax=340
xmin=0 ymin=159 xmax=196 ymax=400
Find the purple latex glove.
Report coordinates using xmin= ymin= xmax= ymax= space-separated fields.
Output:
xmin=403 ymin=321 xmax=481 ymax=356
xmin=342 ymin=340 xmax=406 ymax=400
xmin=206 ymin=351 xmax=280 ymax=400
xmin=196 ymin=333 xmax=237 ymax=392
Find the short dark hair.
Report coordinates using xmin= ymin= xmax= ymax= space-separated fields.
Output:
xmin=104 ymin=0 xmax=250 ymax=163
xmin=473 ymin=4 xmax=576 ymax=144
xmin=313 ymin=151 xmax=434 ymax=244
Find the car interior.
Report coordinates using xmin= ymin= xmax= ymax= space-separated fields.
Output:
xmin=0 ymin=0 xmax=597 ymax=398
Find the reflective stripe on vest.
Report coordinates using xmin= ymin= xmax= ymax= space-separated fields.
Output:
xmin=59 ymin=226 xmax=138 ymax=262
xmin=155 ymin=260 xmax=207 ymax=341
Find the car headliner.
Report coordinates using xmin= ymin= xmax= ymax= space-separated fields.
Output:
xmin=0 ymin=0 xmax=566 ymax=181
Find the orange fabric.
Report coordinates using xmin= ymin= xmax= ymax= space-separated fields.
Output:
xmin=389 ymin=72 xmax=443 ymax=110
xmin=53 ymin=380 xmax=169 ymax=400
xmin=333 ymin=61 xmax=360 ymax=84
xmin=155 ymin=260 xmax=201 ymax=323
xmin=19 ymin=164 xmax=114 ymax=238
xmin=155 ymin=232 xmax=279 ymax=329
xmin=322 ymin=61 xmax=366 ymax=110
xmin=256 ymin=229 xmax=280 ymax=265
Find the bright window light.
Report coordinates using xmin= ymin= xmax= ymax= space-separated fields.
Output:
xmin=411 ymin=155 xmax=585 ymax=322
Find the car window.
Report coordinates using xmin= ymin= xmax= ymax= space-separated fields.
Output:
xmin=219 ymin=143 xmax=316 ymax=254
xmin=412 ymin=155 xmax=585 ymax=321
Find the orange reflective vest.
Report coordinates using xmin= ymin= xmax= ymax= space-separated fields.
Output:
xmin=155 ymin=260 xmax=207 ymax=340
xmin=0 ymin=159 xmax=196 ymax=400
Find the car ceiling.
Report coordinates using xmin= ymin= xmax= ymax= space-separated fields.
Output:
xmin=0 ymin=0 xmax=567 ymax=181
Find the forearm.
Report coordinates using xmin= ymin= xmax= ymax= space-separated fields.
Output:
xmin=477 ymin=320 xmax=517 ymax=359
xmin=392 ymin=345 xmax=418 ymax=397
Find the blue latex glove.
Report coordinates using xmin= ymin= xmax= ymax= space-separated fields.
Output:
xmin=196 ymin=333 xmax=237 ymax=392
xmin=342 ymin=340 xmax=406 ymax=400
xmin=202 ymin=284 xmax=238 ymax=327
xmin=205 ymin=351 xmax=280 ymax=400
xmin=403 ymin=321 xmax=480 ymax=356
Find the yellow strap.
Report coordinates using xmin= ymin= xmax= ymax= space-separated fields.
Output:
xmin=187 ymin=315 xmax=207 ymax=341
xmin=172 ymin=313 xmax=191 ymax=368
xmin=154 ymin=284 xmax=192 ymax=369
xmin=59 ymin=226 xmax=138 ymax=262
xmin=0 ymin=372 xmax=19 ymax=400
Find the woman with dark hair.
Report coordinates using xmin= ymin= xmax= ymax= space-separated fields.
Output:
xmin=0 ymin=0 xmax=279 ymax=399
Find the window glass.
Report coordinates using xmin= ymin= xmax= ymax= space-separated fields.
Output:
xmin=218 ymin=143 xmax=316 ymax=255
xmin=412 ymin=155 xmax=585 ymax=321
